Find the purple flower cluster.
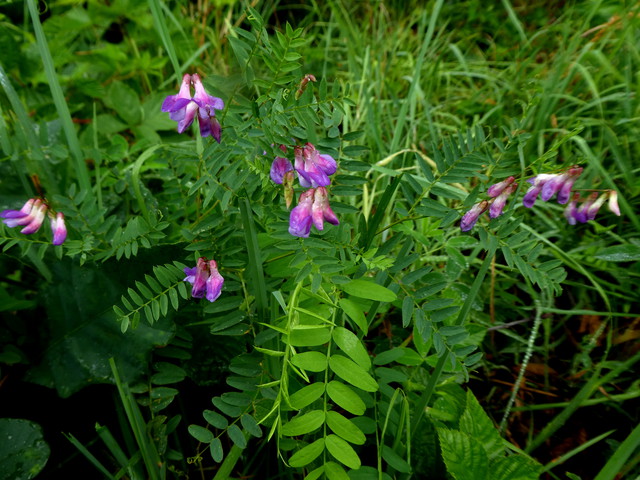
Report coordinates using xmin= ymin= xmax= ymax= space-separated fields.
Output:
xmin=162 ymin=73 xmax=224 ymax=142
xmin=564 ymin=190 xmax=620 ymax=225
xmin=1 ymin=198 xmax=67 ymax=245
xmin=460 ymin=176 xmax=517 ymax=232
xmin=184 ymin=257 xmax=224 ymax=302
xmin=269 ymin=143 xmax=339 ymax=237
xmin=523 ymin=166 xmax=583 ymax=208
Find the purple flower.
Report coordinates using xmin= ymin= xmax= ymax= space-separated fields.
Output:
xmin=311 ymin=186 xmax=339 ymax=231
xmin=573 ymin=193 xmax=598 ymax=223
xmin=270 ymin=157 xmax=294 ymax=184
xmin=489 ymin=183 xmax=517 ymax=218
xmin=192 ymin=73 xmax=224 ymax=142
xmin=184 ymin=257 xmax=224 ymax=302
xmin=1 ymin=198 xmax=48 ymax=234
xmin=460 ymin=200 xmax=489 ymax=232
xmin=523 ymin=174 xmax=555 ymax=208
xmin=563 ymin=194 xmax=580 ymax=225
xmin=49 ymin=212 xmax=67 ymax=245
xmin=162 ymin=73 xmax=224 ymax=142
xmin=555 ymin=166 xmax=583 ymax=204
xmin=289 ymin=189 xmax=315 ymax=237
xmin=294 ymin=143 xmax=337 ymax=188
xmin=487 ymin=176 xmax=515 ymax=198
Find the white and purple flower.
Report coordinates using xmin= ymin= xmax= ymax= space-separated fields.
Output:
xmin=460 ymin=200 xmax=489 ymax=232
xmin=311 ymin=187 xmax=339 ymax=231
xmin=184 ymin=257 xmax=224 ymax=302
xmin=162 ymin=73 xmax=224 ymax=142
xmin=1 ymin=198 xmax=48 ymax=235
xmin=523 ymin=166 xmax=583 ymax=208
xmin=49 ymin=212 xmax=67 ymax=246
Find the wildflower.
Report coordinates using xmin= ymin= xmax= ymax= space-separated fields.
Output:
xmin=1 ymin=198 xmax=48 ymax=234
xmin=607 ymin=190 xmax=621 ymax=216
xmin=49 ymin=212 xmax=67 ymax=245
xmin=162 ymin=73 xmax=224 ymax=142
xmin=311 ymin=186 xmax=339 ymax=231
xmin=270 ymin=156 xmax=294 ymax=184
xmin=289 ymin=189 xmax=315 ymax=238
xmin=294 ymin=143 xmax=337 ymax=188
xmin=489 ymin=183 xmax=517 ymax=218
xmin=183 ymin=257 xmax=224 ymax=302
xmin=523 ymin=166 xmax=583 ymax=208
xmin=460 ymin=200 xmax=489 ymax=232
xmin=563 ymin=194 xmax=580 ymax=225
xmin=192 ymin=73 xmax=224 ymax=142
xmin=573 ymin=193 xmax=598 ymax=223
xmin=487 ymin=176 xmax=515 ymax=198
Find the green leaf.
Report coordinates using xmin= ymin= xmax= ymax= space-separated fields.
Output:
xmin=289 ymin=383 xmax=326 ymax=410
xmin=329 ymin=355 xmax=378 ymax=392
xmin=227 ymin=424 xmax=247 ymax=449
xmin=290 ymin=327 xmax=332 ymax=346
xmin=188 ymin=425 xmax=213 ymax=443
xmin=240 ymin=415 xmax=262 ymax=438
xmin=324 ymin=461 xmax=350 ymax=480
xmin=402 ymin=296 xmax=414 ymax=328
xmin=151 ymin=362 xmax=186 ymax=385
xmin=281 ymin=410 xmax=325 ymax=436
xmin=288 ymin=438 xmax=325 ymax=468
xmin=459 ymin=390 xmax=504 ymax=458
xmin=491 ymin=455 xmax=542 ymax=480
xmin=437 ymin=428 xmax=489 ymax=480
xmin=210 ymin=438 xmax=223 ymax=463
xmin=332 ymin=327 xmax=371 ymax=370
xmin=342 ymin=279 xmax=397 ymax=302
xmin=106 ymin=81 xmax=142 ymax=125
xmin=382 ymin=445 xmax=411 ymax=473
xmin=290 ymin=351 xmax=328 ymax=372
xmin=25 ymin=261 xmax=174 ymax=397
xmin=203 ymin=410 xmax=228 ymax=429
xmin=326 ymin=380 xmax=366 ymax=415
xmin=326 ymin=411 xmax=366 ymax=445
xmin=0 ymin=419 xmax=49 ymax=480
xmin=594 ymin=244 xmax=640 ymax=262
xmin=339 ymin=298 xmax=368 ymax=334
xmin=325 ymin=434 xmax=361 ymax=469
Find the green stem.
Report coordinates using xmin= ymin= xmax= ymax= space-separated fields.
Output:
xmin=212 ymin=444 xmax=243 ymax=480
xmin=410 ymin=235 xmax=498 ymax=437
xmin=240 ymin=198 xmax=268 ymax=321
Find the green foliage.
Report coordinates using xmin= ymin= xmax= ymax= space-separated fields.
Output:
xmin=0 ymin=419 xmax=50 ymax=480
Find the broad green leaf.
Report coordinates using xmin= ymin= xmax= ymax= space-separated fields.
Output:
xmin=459 ymin=390 xmax=504 ymax=458
xmin=290 ymin=351 xmax=328 ymax=372
xmin=151 ymin=362 xmax=186 ymax=385
xmin=203 ymin=410 xmax=228 ymax=429
xmin=240 ymin=414 xmax=262 ymax=438
xmin=281 ymin=410 xmax=325 ymax=436
xmin=288 ymin=438 xmax=325 ymax=468
xmin=326 ymin=411 xmax=366 ymax=445
xmin=25 ymin=261 xmax=174 ymax=397
xmin=324 ymin=460 xmax=351 ymax=480
xmin=326 ymin=381 xmax=366 ymax=415
xmin=381 ymin=445 xmax=411 ymax=473
xmin=0 ymin=419 xmax=49 ymax=480
xmin=491 ymin=455 xmax=542 ymax=480
xmin=339 ymin=298 xmax=368 ymax=334
xmin=290 ymin=327 xmax=332 ymax=346
xmin=402 ymin=296 xmax=414 ymax=328
xmin=325 ymin=434 xmax=361 ymax=469
xmin=329 ymin=355 xmax=378 ymax=392
xmin=106 ymin=81 xmax=142 ymax=125
xmin=437 ymin=428 xmax=489 ymax=480
xmin=594 ymin=244 xmax=640 ymax=262
xmin=227 ymin=424 xmax=247 ymax=449
xmin=304 ymin=466 xmax=325 ymax=480
xmin=289 ymin=383 xmax=325 ymax=409
xmin=188 ymin=425 xmax=213 ymax=443
xmin=342 ymin=279 xmax=397 ymax=302
xmin=332 ymin=327 xmax=371 ymax=369
xmin=210 ymin=438 xmax=223 ymax=463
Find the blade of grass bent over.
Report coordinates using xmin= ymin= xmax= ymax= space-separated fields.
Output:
xmin=26 ymin=0 xmax=93 ymax=199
